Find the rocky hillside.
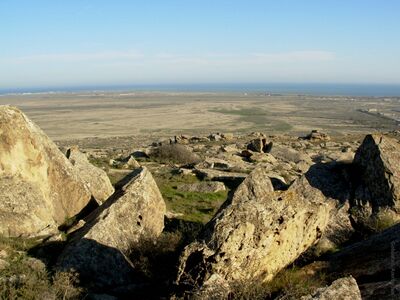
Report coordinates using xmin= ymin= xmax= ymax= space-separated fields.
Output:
xmin=1 ymin=105 xmax=400 ymax=299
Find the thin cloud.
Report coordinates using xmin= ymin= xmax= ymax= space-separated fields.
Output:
xmin=12 ymin=51 xmax=144 ymax=63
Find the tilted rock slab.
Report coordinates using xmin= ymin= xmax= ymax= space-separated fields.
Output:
xmin=300 ymin=276 xmax=361 ymax=300
xmin=354 ymin=134 xmax=400 ymax=210
xmin=176 ymin=165 xmax=333 ymax=288
xmin=0 ymin=106 xmax=92 ymax=237
xmin=66 ymin=146 xmax=114 ymax=204
xmin=58 ymin=167 xmax=166 ymax=288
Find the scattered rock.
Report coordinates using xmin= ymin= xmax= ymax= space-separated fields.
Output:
xmin=0 ymin=106 xmax=92 ymax=237
xmin=305 ymin=130 xmax=331 ymax=142
xmin=58 ymin=167 xmax=166 ymax=289
xmin=67 ymin=146 xmax=114 ymax=204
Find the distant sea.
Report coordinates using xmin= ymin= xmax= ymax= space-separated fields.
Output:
xmin=1 ymin=83 xmax=400 ymax=97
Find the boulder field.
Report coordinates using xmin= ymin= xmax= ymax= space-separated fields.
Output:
xmin=1 ymin=105 xmax=400 ymax=298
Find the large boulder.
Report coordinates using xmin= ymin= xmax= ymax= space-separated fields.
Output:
xmin=66 ymin=146 xmax=114 ymax=204
xmin=0 ymin=106 xmax=92 ymax=237
xmin=176 ymin=165 xmax=332 ymax=288
xmin=353 ymin=134 xmax=400 ymax=210
xmin=58 ymin=167 xmax=166 ymax=288
xmin=301 ymin=276 xmax=361 ymax=300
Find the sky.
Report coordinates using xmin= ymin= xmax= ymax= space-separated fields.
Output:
xmin=0 ymin=0 xmax=400 ymax=89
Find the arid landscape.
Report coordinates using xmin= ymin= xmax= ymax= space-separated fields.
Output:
xmin=1 ymin=92 xmax=399 ymax=143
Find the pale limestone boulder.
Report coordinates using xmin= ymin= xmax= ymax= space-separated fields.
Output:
xmin=58 ymin=167 xmax=166 ymax=288
xmin=176 ymin=165 xmax=332 ymax=287
xmin=0 ymin=106 xmax=91 ymax=237
xmin=301 ymin=276 xmax=361 ymax=300
xmin=66 ymin=146 xmax=114 ymax=204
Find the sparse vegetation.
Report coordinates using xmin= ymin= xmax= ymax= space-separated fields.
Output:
xmin=0 ymin=236 xmax=83 ymax=300
xmin=154 ymin=171 xmax=228 ymax=223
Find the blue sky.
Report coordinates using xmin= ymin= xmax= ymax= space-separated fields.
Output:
xmin=0 ymin=0 xmax=399 ymax=88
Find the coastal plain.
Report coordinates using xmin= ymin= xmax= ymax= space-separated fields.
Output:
xmin=0 ymin=92 xmax=399 ymax=142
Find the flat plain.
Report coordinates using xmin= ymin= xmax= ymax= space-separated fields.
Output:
xmin=1 ymin=91 xmax=399 ymax=142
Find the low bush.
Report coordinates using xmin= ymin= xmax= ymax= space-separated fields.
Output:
xmin=151 ymin=144 xmax=201 ymax=165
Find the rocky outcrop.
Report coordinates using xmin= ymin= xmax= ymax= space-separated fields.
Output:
xmin=301 ymin=276 xmax=361 ymax=300
xmin=58 ymin=167 xmax=166 ymax=288
xmin=0 ymin=106 xmax=92 ymax=237
xmin=66 ymin=146 xmax=114 ymax=204
xmin=176 ymin=165 xmax=333 ymax=288
xmin=353 ymin=134 xmax=400 ymax=210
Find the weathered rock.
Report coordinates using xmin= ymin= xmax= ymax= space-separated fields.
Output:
xmin=176 ymin=165 xmax=332 ymax=288
xmin=177 ymin=182 xmax=226 ymax=193
xmin=58 ymin=167 xmax=166 ymax=288
xmin=124 ymin=155 xmax=141 ymax=169
xmin=246 ymin=138 xmax=272 ymax=153
xmin=248 ymin=152 xmax=277 ymax=164
xmin=66 ymin=146 xmax=114 ymax=204
xmin=209 ymin=133 xmax=222 ymax=141
xmin=301 ymin=276 xmax=361 ymax=300
xmin=0 ymin=106 xmax=92 ymax=237
xmin=354 ymin=134 xmax=400 ymax=210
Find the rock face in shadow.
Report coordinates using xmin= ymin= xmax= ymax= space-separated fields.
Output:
xmin=304 ymin=163 xmax=355 ymax=253
xmin=354 ymin=134 xmax=400 ymax=210
xmin=0 ymin=106 xmax=92 ymax=237
xmin=176 ymin=165 xmax=333 ymax=288
xmin=327 ymin=223 xmax=400 ymax=299
xmin=66 ymin=146 xmax=114 ymax=204
xmin=58 ymin=167 xmax=166 ymax=289
xmin=300 ymin=276 xmax=361 ymax=300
